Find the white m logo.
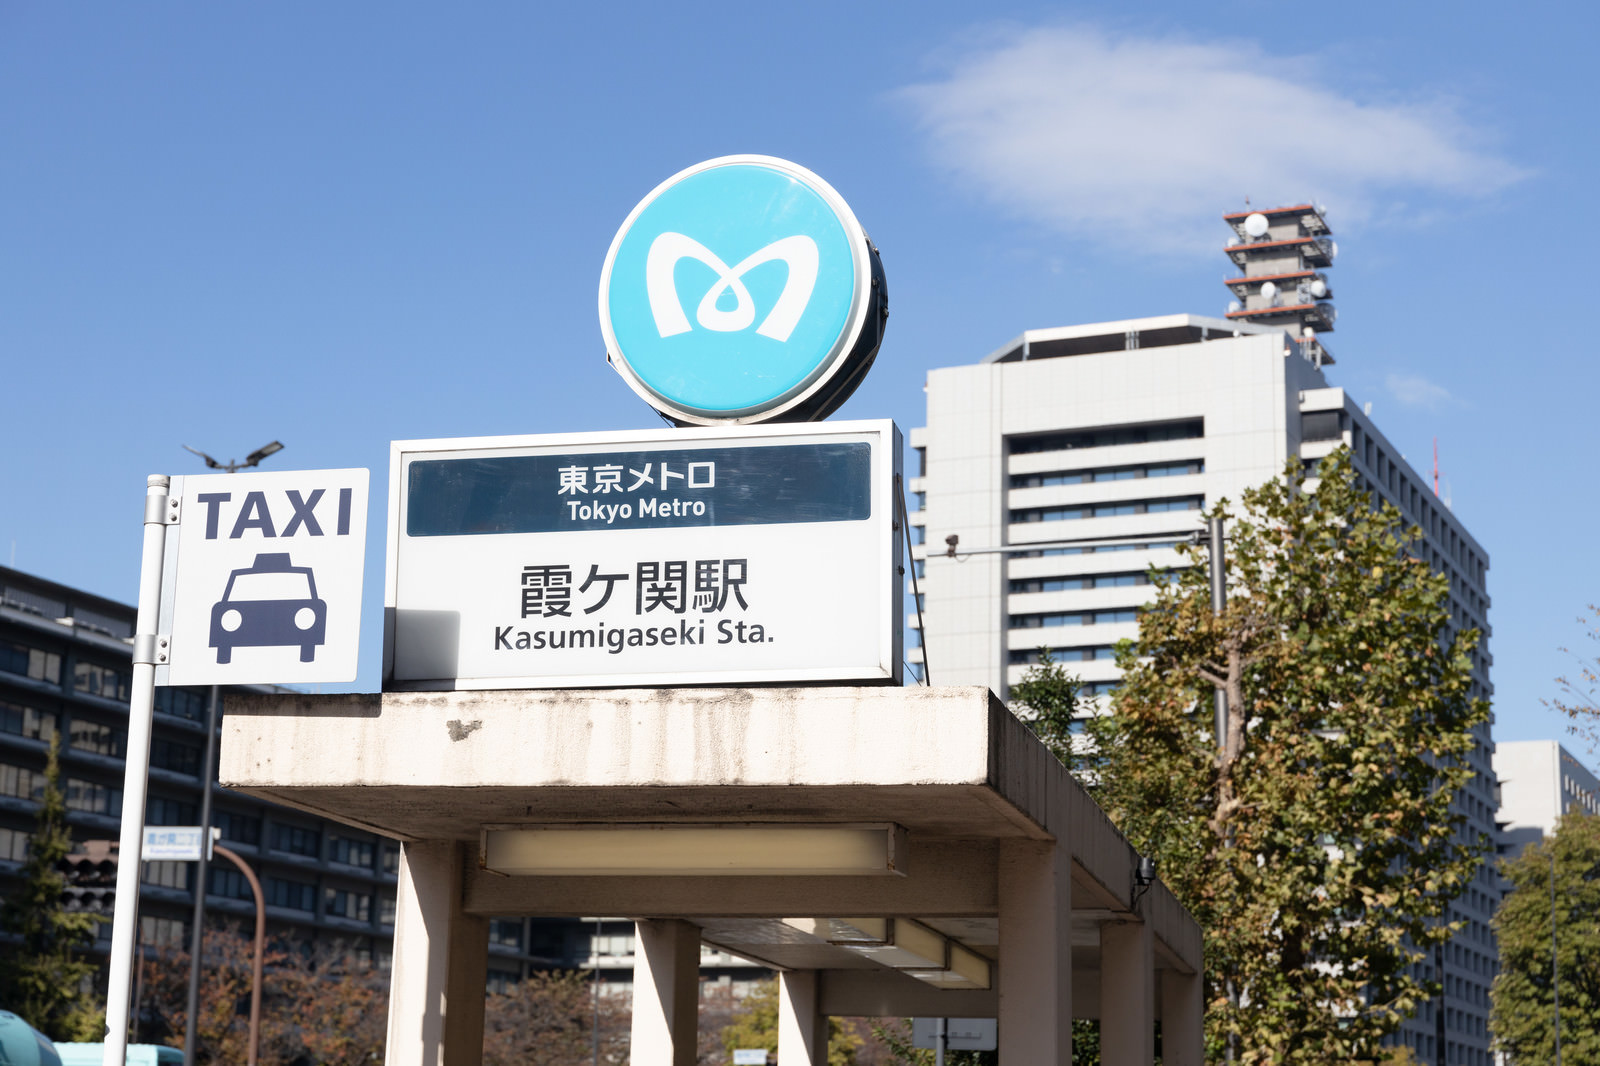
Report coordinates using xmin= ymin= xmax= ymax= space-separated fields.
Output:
xmin=645 ymin=232 xmax=820 ymax=342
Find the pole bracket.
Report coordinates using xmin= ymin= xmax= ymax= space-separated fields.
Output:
xmin=132 ymin=633 xmax=171 ymax=666
xmin=145 ymin=493 xmax=180 ymax=525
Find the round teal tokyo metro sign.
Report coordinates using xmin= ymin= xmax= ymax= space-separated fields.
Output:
xmin=599 ymin=156 xmax=887 ymax=426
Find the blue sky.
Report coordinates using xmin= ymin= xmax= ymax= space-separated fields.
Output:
xmin=3 ymin=2 xmax=1595 ymax=752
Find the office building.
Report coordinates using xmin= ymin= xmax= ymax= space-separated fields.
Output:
xmin=0 ymin=565 xmax=764 ymax=998
xmin=906 ymin=205 xmax=1498 ymax=1065
xmin=1494 ymin=739 xmax=1600 ymax=859
xmin=0 ymin=565 xmax=406 ymax=969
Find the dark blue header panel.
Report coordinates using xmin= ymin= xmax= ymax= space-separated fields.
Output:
xmin=406 ymin=442 xmax=871 ymax=536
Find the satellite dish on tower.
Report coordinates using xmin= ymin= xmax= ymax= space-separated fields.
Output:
xmin=1243 ymin=212 xmax=1269 ymax=238
xmin=1310 ymin=278 xmax=1328 ymax=298
xmin=1228 ymin=300 xmax=1242 ymax=313
xmin=1260 ymin=281 xmax=1278 ymax=300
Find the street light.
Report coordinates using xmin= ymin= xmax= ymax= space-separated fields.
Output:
xmin=181 ymin=440 xmax=284 ymax=473
xmin=180 ymin=440 xmax=282 ymax=1066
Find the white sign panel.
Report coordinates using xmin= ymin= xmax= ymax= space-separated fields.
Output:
xmin=159 ymin=468 xmax=369 ymax=686
xmin=385 ymin=421 xmax=900 ymax=690
xmin=731 ymin=1051 xmax=770 ymax=1065
xmin=142 ymin=826 xmax=210 ymax=861
xmin=912 ymin=1018 xmax=998 ymax=1051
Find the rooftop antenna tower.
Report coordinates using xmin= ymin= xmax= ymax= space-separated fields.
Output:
xmin=1222 ymin=201 xmax=1338 ymax=364
xmin=1433 ymin=438 xmax=1441 ymax=497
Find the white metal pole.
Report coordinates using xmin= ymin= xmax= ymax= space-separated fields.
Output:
xmin=104 ymin=475 xmax=174 ymax=1066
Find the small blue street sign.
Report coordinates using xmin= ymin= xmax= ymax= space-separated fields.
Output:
xmin=599 ymin=156 xmax=886 ymax=426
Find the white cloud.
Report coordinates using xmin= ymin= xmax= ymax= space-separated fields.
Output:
xmin=1385 ymin=372 xmax=1455 ymax=410
xmin=895 ymin=25 xmax=1528 ymax=256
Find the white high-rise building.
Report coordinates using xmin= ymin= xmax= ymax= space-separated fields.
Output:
xmin=906 ymin=206 xmax=1498 ymax=1066
xmin=1494 ymin=739 xmax=1600 ymax=859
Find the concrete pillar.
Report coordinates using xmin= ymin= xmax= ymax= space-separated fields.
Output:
xmin=384 ymin=840 xmax=489 ymax=1066
xmin=1100 ymin=921 xmax=1154 ymax=1066
xmin=1160 ymin=967 xmax=1204 ymax=1066
xmin=998 ymin=839 xmax=1072 ymax=1063
xmin=630 ymin=919 xmax=700 ymax=1066
xmin=778 ymin=970 xmax=829 ymax=1065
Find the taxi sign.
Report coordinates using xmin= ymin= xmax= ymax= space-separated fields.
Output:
xmin=158 ymin=468 xmax=369 ymax=686
xmin=599 ymin=156 xmax=887 ymax=426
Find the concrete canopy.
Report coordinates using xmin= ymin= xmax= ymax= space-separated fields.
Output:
xmin=221 ymin=684 xmax=1202 ymax=1063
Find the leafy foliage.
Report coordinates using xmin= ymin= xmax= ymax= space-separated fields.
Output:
xmin=1008 ymin=649 xmax=1082 ymax=770
xmin=1548 ymin=606 xmax=1600 ymax=757
xmin=1491 ymin=812 xmax=1600 ymax=1065
xmin=720 ymin=978 xmax=859 ymax=1065
xmin=139 ymin=928 xmax=384 ymax=1065
xmin=0 ymin=734 xmax=104 ymax=1040
xmin=483 ymin=968 xmax=629 ymax=1066
xmin=1087 ymin=448 xmax=1488 ymax=1063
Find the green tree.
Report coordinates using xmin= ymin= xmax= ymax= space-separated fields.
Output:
xmin=1491 ymin=812 xmax=1600 ymax=1065
xmin=1086 ymin=448 xmax=1487 ymax=1063
xmin=720 ymin=979 xmax=859 ymax=1065
xmin=1008 ymin=649 xmax=1082 ymax=770
xmin=0 ymin=734 xmax=104 ymax=1040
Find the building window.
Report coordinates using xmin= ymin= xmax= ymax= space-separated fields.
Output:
xmin=146 ymin=797 xmax=196 ymax=825
xmin=0 ymin=641 xmax=61 ymax=684
xmin=207 ymin=866 xmax=254 ymax=901
xmin=1009 ymin=419 xmax=1203 ymax=455
xmin=1011 ymin=541 xmax=1168 ymax=558
xmin=69 ymin=719 xmax=126 ymax=758
xmin=1010 ymin=608 xmax=1140 ymax=629
xmin=73 ymin=662 xmax=131 ymax=702
xmin=0 ymin=764 xmax=42 ymax=802
xmin=1009 ymin=572 xmax=1160 ymax=594
xmin=487 ymin=971 xmax=518 ymax=995
xmin=214 ymin=810 xmax=261 ymax=846
xmin=1010 ymin=459 xmax=1203 ymax=488
xmin=265 ymin=877 xmax=315 ymax=912
xmin=0 ymin=700 xmax=58 ymax=743
xmin=1010 ymin=496 xmax=1203 ymax=524
xmin=155 ymin=687 xmax=210 ymax=722
xmin=142 ymin=861 xmax=190 ymax=890
xmin=490 ymin=918 xmax=525 ymax=949
xmin=151 ymin=738 xmax=201 ymax=777
xmin=65 ymin=778 xmax=121 ymax=816
xmin=381 ymin=846 xmax=401 ymax=875
xmin=591 ymin=932 xmax=634 ymax=957
xmin=270 ymin=823 xmax=321 ymax=858
xmin=1301 ymin=410 xmax=1344 ymax=441
xmin=0 ymin=826 xmax=31 ymax=861
xmin=140 ymin=915 xmax=188 ymax=949
xmin=329 ymin=835 xmax=375 ymax=869
xmin=325 ymin=888 xmax=372 ymax=922
xmin=1008 ymin=645 xmax=1118 ymax=665
xmin=379 ymin=894 xmax=397 ymax=925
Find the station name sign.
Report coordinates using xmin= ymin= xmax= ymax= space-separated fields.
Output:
xmin=385 ymin=421 xmax=901 ymax=690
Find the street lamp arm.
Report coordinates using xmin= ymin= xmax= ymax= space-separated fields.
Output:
xmin=211 ymin=844 xmax=264 ymax=1066
xmin=181 ymin=445 xmax=222 ymax=470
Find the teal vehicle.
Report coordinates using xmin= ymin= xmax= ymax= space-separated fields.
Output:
xmin=52 ymin=1043 xmax=183 ymax=1066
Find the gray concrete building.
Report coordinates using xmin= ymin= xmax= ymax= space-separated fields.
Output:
xmin=906 ymin=207 xmax=1499 ymax=1065
xmin=0 ymin=565 xmax=675 ymax=994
